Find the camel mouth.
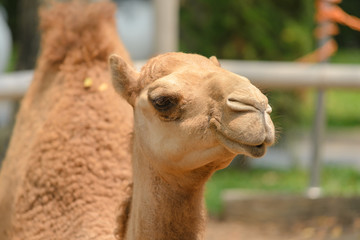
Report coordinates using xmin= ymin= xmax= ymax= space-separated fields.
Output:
xmin=215 ymin=130 xmax=267 ymax=158
xmin=211 ymin=118 xmax=269 ymax=158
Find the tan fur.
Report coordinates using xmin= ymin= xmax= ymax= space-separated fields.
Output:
xmin=0 ymin=1 xmax=133 ymax=239
xmin=110 ymin=52 xmax=275 ymax=240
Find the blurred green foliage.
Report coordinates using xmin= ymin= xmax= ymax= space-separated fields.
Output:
xmin=180 ymin=0 xmax=360 ymax=59
xmin=180 ymin=0 xmax=315 ymax=60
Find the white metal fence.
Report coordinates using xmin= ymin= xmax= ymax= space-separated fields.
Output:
xmin=1 ymin=61 xmax=359 ymax=100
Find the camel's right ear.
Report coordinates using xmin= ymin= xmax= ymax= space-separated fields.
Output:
xmin=209 ymin=56 xmax=221 ymax=67
xmin=109 ymin=54 xmax=140 ymax=107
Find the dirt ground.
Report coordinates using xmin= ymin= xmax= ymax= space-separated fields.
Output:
xmin=205 ymin=218 xmax=360 ymax=240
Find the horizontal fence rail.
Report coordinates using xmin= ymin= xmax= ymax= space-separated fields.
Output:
xmin=220 ymin=60 xmax=360 ymax=89
xmin=0 ymin=70 xmax=34 ymax=100
xmin=1 ymin=61 xmax=359 ymax=100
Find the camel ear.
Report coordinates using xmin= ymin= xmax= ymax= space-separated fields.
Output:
xmin=109 ymin=54 xmax=139 ymax=106
xmin=209 ymin=56 xmax=221 ymax=67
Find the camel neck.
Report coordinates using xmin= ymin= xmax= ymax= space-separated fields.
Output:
xmin=125 ymin=146 xmax=210 ymax=240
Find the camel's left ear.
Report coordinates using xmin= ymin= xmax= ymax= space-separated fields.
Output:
xmin=209 ymin=56 xmax=221 ymax=67
xmin=109 ymin=54 xmax=140 ymax=107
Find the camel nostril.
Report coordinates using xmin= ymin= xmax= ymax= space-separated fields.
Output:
xmin=226 ymin=98 xmax=257 ymax=112
xmin=226 ymin=92 xmax=268 ymax=113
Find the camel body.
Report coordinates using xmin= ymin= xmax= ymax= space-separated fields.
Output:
xmin=0 ymin=2 xmax=133 ymax=239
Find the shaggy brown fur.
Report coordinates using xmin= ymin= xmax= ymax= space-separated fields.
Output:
xmin=0 ymin=1 xmax=133 ymax=239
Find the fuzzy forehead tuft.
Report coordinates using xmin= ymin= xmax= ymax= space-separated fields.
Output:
xmin=138 ymin=52 xmax=217 ymax=91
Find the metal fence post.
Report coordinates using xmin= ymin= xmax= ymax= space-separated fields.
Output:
xmin=307 ymin=0 xmax=331 ymax=199
xmin=153 ymin=0 xmax=179 ymax=54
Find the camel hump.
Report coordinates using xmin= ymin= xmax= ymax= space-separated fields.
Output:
xmin=38 ymin=0 xmax=131 ymax=68
xmin=40 ymin=0 xmax=116 ymax=30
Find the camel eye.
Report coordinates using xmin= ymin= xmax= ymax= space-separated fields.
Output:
xmin=151 ymin=96 xmax=178 ymax=112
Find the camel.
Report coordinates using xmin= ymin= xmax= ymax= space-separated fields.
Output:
xmin=109 ymin=52 xmax=275 ymax=239
xmin=0 ymin=0 xmax=275 ymax=239
xmin=0 ymin=1 xmax=134 ymax=239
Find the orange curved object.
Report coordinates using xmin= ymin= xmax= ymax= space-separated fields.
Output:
xmin=316 ymin=1 xmax=360 ymax=32
xmin=314 ymin=22 xmax=339 ymax=39
xmin=297 ymin=38 xmax=338 ymax=63
xmin=298 ymin=0 xmax=359 ymax=63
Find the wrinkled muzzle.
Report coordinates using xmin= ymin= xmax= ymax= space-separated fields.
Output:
xmin=211 ymin=82 xmax=275 ymax=158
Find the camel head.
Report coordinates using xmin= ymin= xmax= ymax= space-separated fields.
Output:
xmin=110 ymin=52 xmax=275 ymax=174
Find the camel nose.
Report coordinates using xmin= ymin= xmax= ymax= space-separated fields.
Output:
xmin=226 ymin=87 xmax=269 ymax=113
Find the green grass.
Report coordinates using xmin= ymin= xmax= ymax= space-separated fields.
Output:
xmin=205 ymin=167 xmax=360 ymax=215
xmin=326 ymin=90 xmax=360 ymax=127
xmin=299 ymin=89 xmax=360 ymax=128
